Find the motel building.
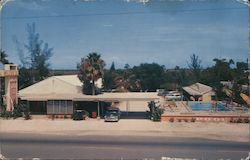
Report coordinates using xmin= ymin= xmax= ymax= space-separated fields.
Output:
xmin=182 ymin=83 xmax=216 ymax=102
xmin=18 ymin=74 xmax=160 ymax=118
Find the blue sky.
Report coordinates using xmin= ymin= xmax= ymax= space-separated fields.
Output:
xmin=1 ymin=0 xmax=249 ymax=69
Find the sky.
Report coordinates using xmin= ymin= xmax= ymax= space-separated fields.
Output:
xmin=1 ymin=0 xmax=249 ymax=69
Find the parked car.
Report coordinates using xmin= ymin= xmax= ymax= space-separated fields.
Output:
xmin=72 ymin=110 xmax=89 ymax=120
xmin=104 ymin=107 xmax=121 ymax=122
xmin=157 ymin=89 xmax=167 ymax=96
xmin=165 ymin=91 xmax=182 ymax=100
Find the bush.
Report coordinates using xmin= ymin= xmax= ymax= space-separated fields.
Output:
xmin=244 ymin=118 xmax=249 ymax=123
xmin=12 ymin=105 xmax=23 ymax=119
xmin=24 ymin=112 xmax=31 ymax=120
xmin=148 ymin=101 xmax=164 ymax=121
xmin=0 ymin=103 xmax=30 ymax=120
xmin=184 ymin=119 xmax=188 ymax=122
xmin=169 ymin=118 xmax=174 ymax=122
xmin=236 ymin=118 xmax=242 ymax=123
xmin=229 ymin=118 xmax=234 ymax=123
xmin=20 ymin=103 xmax=31 ymax=120
xmin=191 ymin=118 xmax=196 ymax=122
xmin=178 ymin=119 xmax=182 ymax=122
xmin=1 ymin=111 xmax=12 ymax=119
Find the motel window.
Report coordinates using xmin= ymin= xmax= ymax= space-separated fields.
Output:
xmin=61 ymin=100 xmax=66 ymax=113
xmin=47 ymin=100 xmax=73 ymax=114
xmin=47 ymin=101 xmax=53 ymax=113
xmin=67 ymin=101 xmax=73 ymax=113
xmin=54 ymin=100 xmax=60 ymax=113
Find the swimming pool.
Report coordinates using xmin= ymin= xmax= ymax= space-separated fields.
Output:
xmin=188 ymin=102 xmax=231 ymax=111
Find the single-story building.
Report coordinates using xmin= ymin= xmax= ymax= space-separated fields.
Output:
xmin=221 ymin=80 xmax=250 ymax=92
xmin=182 ymin=83 xmax=215 ymax=102
xmin=18 ymin=75 xmax=159 ymax=117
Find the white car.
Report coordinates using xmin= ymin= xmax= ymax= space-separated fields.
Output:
xmin=165 ymin=92 xmax=182 ymax=100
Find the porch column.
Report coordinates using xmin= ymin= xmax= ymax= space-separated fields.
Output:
xmin=97 ymin=101 xmax=100 ymax=119
xmin=101 ymin=102 xmax=103 ymax=117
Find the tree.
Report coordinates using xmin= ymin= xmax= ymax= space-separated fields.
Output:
xmin=200 ymin=58 xmax=235 ymax=100
xmin=77 ymin=52 xmax=105 ymax=95
xmin=110 ymin=61 xmax=115 ymax=71
xmin=187 ymin=54 xmax=202 ymax=82
xmin=0 ymin=50 xmax=9 ymax=64
xmin=16 ymin=23 xmax=53 ymax=88
xmin=133 ymin=63 xmax=165 ymax=91
xmin=148 ymin=101 xmax=164 ymax=121
xmin=103 ymin=62 xmax=116 ymax=91
xmin=124 ymin=63 xmax=130 ymax=69
xmin=114 ymin=65 xmax=141 ymax=92
xmin=235 ymin=61 xmax=248 ymax=85
xmin=212 ymin=58 xmax=234 ymax=81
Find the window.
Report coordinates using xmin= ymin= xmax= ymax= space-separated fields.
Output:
xmin=47 ymin=100 xmax=73 ymax=114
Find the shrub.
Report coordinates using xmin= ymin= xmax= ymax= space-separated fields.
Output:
xmin=229 ymin=118 xmax=234 ymax=123
xmin=178 ymin=119 xmax=182 ymax=122
xmin=24 ymin=112 xmax=31 ymax=120
xmin=169 ymin=118 xmax=174 ymax=122
xmin=184 ymin=119 xmax=188 ymax=122
xmin=236 ymin=118 xmax=242 ymax=123
xmin=243 ymin=118 xmax=249 ymax=123
xmin=191 ymin=118 xmax=196 ymax=122
xmin=21 ymin=103 xmax=31 ymax=120
xmin=12 ymin=104 xmax=23 ymax=119
xmin=148 ymin=101 xmax=164 ymax=121
xmin=0 ymin=102 xmax=30 ymax=120
xmin=1 ymin=111 xmax=12 ymax=119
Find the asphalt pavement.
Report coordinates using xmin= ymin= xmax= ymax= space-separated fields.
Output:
xmin=0 ymin=133 xmax=249 ymax=160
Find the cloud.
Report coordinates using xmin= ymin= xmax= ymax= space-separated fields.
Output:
xmin=13 ymin=0 xmax=47 ymax=11
xmin=103 ymin=24 xmax=113 ymax=27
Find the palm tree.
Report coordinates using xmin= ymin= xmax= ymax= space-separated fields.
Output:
xmin=77 ymin=52 xmax=105 ymax=95
xmin=0 ymin=50 xmax=9 ymax=64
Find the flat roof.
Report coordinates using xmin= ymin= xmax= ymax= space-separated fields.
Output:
xmin=19 ymin=92 xmax=160 ymax=102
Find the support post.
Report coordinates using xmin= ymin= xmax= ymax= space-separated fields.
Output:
xmin=101 ymin=102 xmax=103 ymax=117
xmin=97 ymin=101 xmax=100 ymax=119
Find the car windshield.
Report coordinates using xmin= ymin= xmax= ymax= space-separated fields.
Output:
xmin=106 ymin=111 xmax=118 ymax=116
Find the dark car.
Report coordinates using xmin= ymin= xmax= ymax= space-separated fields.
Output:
xmin=72 ymin=110 xmax=89 ymax=120
xmin=104 ymin=107 xmax=121 ymax=122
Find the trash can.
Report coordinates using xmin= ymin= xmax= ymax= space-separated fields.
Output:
xmin=92 ymin=112 xmax=97 ymax=118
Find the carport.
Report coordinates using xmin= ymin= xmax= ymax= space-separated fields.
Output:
xmin=73 ymin=92 xmax=160 ymax=118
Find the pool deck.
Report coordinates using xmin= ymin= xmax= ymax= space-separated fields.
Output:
xmin=161 ymin=101 xmax=250 ymax=122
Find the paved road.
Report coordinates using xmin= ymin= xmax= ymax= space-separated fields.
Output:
xmin=0 ymin=133 xmax=249 ymax=160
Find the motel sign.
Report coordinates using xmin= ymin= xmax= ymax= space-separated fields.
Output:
xmin=0 ymin=64 xmax=18 ymax=111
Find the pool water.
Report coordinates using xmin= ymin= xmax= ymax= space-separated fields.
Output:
xmin=189 ymin=102 xmax=231 ymax=111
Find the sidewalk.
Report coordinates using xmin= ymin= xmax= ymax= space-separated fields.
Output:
xmin=0 ymin=118 xmax=249 ymax=142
